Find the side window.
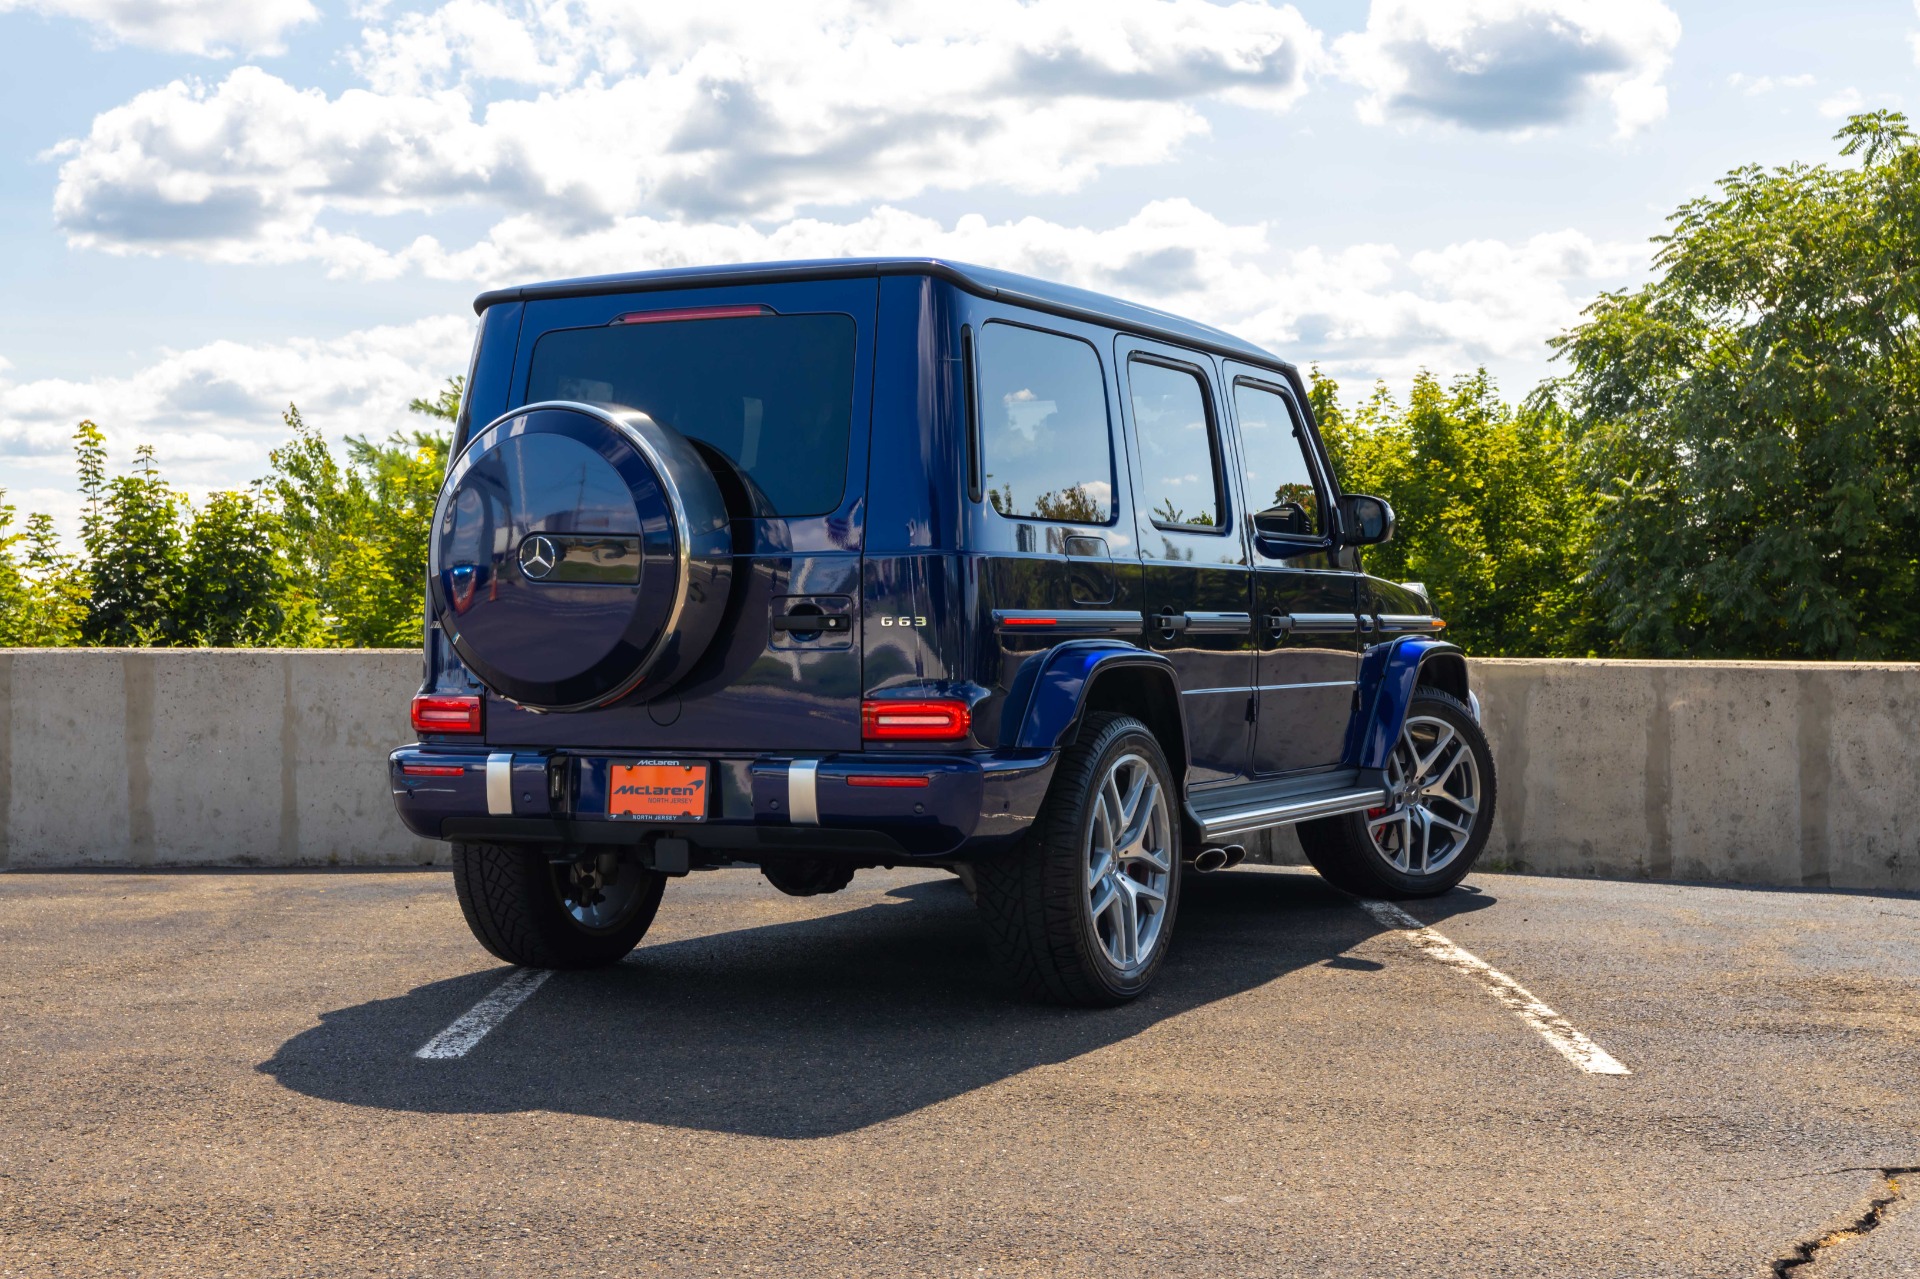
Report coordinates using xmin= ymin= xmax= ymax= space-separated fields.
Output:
xmin=976 ymin=322 xmax=1113 ymax=523
xmin=1129 ymin=358 xmax=1224 ymax=530
xmin=1234 ymin=381 xmax=1323 ymax=539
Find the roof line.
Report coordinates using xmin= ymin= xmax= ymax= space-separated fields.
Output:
xmin=471 ymin=258 xmax=1298 ymax=376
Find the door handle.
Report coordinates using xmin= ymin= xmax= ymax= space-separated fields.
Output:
xmin=1182 ymin=611 xmax=1252 ymax=635
xmin=1286 ymin=613 xmax=1361 ymax=634
xmin=1267 ymin=612 xmax=1295 ymax=635
xmin=772 ymin=612 xmax=850 ymax=633
xmin=1153 ymin=610 xmax=1191 ymax=634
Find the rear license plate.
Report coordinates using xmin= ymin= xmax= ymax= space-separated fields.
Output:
xmin=606 ymin=761 xmax=709 ymax=822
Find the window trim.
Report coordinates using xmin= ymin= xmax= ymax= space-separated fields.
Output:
xmin=973 ymin=317 xmax=1119 ymax=528
xmin=961 ymin=324 xmax=983 ymax=503
xmin=1233 ymin=375 xmax=1336 ymax=551
xmin=1127 ymin=352 xmax=1231 ymax=536
xmin=1233 ymin=376 xmax=1333 ymax=547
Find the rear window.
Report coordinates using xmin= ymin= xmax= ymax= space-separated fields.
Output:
xmin=525 ymin=313 xmax=857 ymax=518
xmin=975 ymin=321 xmax=1113 ymax=523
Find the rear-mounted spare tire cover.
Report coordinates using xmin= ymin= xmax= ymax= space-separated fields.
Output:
xmin=429 ymin=401 xmax=732 ymax=712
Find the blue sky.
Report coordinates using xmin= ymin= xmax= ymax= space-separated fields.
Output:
xmin=1 ymin=0 xmax=1916 ymax=537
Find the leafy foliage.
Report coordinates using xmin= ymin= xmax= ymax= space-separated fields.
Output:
xmin=0 ymin=385 xmax=457 ymax=649
xmin=268 ymin=406 xmax=450 ymax=647
xmin=1550 ymin=112 xmax=1920 ymax=657
xmin=1314 ymin=368 xmax=1600 ymax=656
xmin=78 ymin=425 xmax=187 ymax=646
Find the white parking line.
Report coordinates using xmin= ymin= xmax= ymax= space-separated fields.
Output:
xmin=414 ymin=968 xmax=553 ymax=1060
xmin=1358 ymin=899 xmax=1631 ymax=1076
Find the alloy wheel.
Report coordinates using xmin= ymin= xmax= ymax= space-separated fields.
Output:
xmin=1085 ymin=752 xmax=1174 ymax=972
xmin=1366 ymin=714 xmax=1482 ymax=878
xmin=553 ymin=852 xmax=650 ymax=933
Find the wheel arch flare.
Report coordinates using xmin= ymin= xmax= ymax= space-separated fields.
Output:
xmin=1346 ymin=637 xmax=1472 ymax=773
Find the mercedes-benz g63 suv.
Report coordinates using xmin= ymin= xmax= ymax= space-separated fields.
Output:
xmin=391 ymin=258 xmax=1496 ymax=1006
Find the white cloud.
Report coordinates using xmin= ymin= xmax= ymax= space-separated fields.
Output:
xmin=1 ymin=198 xmax=1644 ymax=540
xmin=1818 ymin=87 xmax=1865 ymax=119
xmin=1726 ymin=72 xmax=1813 ymax=96
xmin=1336 ymin=0 xmax=1682 ymax=137
xmin=279 ymin=198 xmax=1644 ymax=390
xmin=0 ymin=314 xmax=472 ymax=538
xmin=49 ymin=0 xmax=1322 ymax=265
xmin=0 ymin=0 xmax=316 ymax=56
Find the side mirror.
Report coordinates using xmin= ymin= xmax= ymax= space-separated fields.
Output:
xmin=1251 ymin=501 xmax=1313 ymax=539
xmin=1337 ymin=494 xmax=1395 ymax=546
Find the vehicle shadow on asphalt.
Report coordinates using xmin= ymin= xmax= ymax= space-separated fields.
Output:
xmin=260 ymin=868 xmax=1494 ymax=1139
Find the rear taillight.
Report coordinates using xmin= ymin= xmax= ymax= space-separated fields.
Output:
xmin=401 ymin=763 xmax=468 ymax=777
xmin=861 ymin=699 xmax=970 ymax=741
xmin=411 ymin=694 xmax=483 ymax=735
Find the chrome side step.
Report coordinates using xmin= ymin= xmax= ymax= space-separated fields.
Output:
xmin=1195 ymin=787 xmax=1386 ymax=841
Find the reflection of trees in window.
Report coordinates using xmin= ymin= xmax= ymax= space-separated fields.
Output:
xmin=989 ymin=480 xmax=1103 ymax=523
xmin=1035 ymin=485 xmax=1102 ymax=522
xmin=1151 ymin=497 xmax=1217 ymax=528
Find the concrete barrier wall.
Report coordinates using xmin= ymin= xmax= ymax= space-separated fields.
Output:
xmin=1251 ymin=658 xmax=1920 ymax=893
xmin=0 ymin=650 xmax=440 ymax=869
xmin=1471 ymin=659 xmax=1920 ymax=892
xmin=2 ymin=651 xmax=1916 ymax=890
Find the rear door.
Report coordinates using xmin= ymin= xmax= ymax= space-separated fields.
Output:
xmin=484 ymin=277 xmax=877 ymax=752
xmin=1116 ymin=339 xmax=1255 ymax=785
xmin=1224 ymin=367 xmax=1360 ymax=775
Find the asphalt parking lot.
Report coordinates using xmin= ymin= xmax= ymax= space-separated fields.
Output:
xmin=1 ymin=865 xmax=1916 ymax=1278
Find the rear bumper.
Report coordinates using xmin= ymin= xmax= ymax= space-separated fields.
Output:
xmin=388 ymin=745 xmax=1056 ymax=860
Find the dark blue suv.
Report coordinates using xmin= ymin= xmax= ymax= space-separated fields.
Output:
xmin=391 ymin=259 xmax=1496 ymax=1005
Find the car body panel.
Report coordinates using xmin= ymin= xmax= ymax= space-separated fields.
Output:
xmin=399 ymin=259 xmax=1477 ymax=865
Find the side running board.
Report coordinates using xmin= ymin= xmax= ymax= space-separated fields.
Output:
xmin=1190 ymin=781 xmax=1386 ymax=842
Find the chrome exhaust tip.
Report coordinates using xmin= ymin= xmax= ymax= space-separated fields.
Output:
xmin=1219 ymin=844 xmax=1246 ymax=870
xmin=1191 ymin=847 xmax=1230 ymax=873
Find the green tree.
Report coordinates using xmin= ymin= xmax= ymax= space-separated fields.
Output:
xmin=1551 ymin=111 xmax=1920 ymax=657
xmin=0 ymin=497 xmax=30 ymax=644
xmin=76 ymin=424 xmax=187 ymax=646
xmin=408 ymin=375 xmax=464 ymax=424
xmin=16 ymin=512 xmax=87 ymax=645
xmin=0 ymin=500 xmax=89 ymax=647
xmin=268 ymin=404 xmax=450 ymax=647
xmin=178 ymin=489 xmax=282 ymax=645
xmin=1313 ymin=367 xmax=1600 ymax=656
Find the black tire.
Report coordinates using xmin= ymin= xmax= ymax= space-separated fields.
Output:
xmin=759 ymin=859 xmax=856 ymax=897
xmin=973 ymin=712 xmax=1183 ymax=1006
xmin=450 ymin=842 xmax=666 ymax=968
xmin=1297 ymin=688 xmax=1496 ymax=899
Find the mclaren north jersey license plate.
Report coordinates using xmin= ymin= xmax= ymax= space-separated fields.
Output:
xmin=606 ymin=761 xmax=709 ymax=822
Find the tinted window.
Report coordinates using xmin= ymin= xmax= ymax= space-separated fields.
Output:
xmin=526 ymin=314 xmax=856 ymax=518
xmin=1129 ymin=359 xmax=1222 ymax=529
xmin=1234 ymin=382 xmax=1321 ymax=538
xmin=976 ymin=322 xmax=1113 ymax=523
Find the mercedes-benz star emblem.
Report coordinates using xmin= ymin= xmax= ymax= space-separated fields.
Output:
xmin=519 ymin=535 xmax=558 ymax=581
